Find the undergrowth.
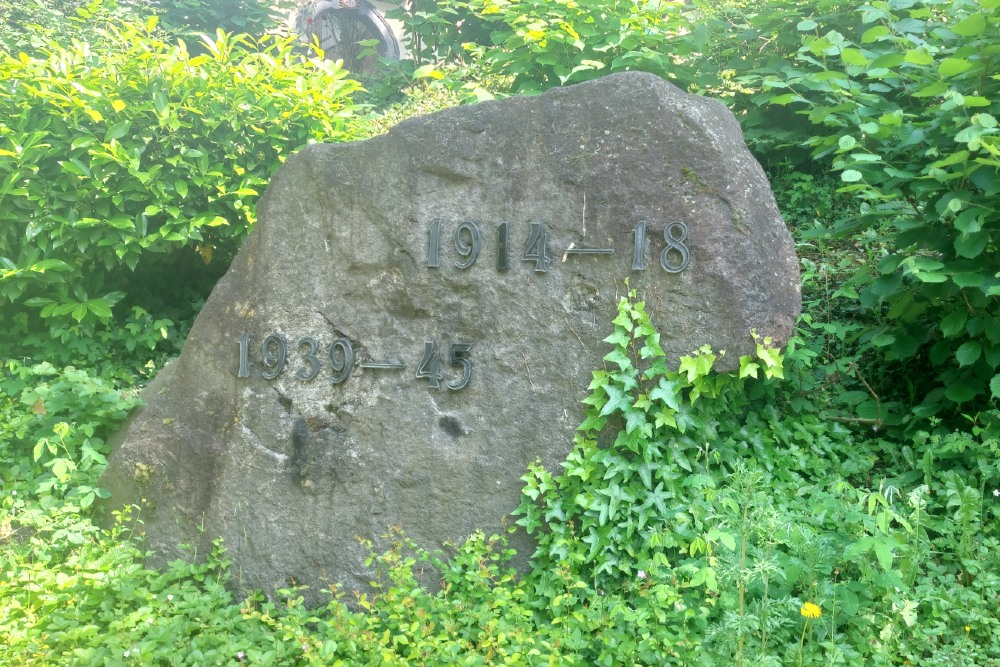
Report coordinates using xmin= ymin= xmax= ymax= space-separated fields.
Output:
xmin=4 ymin=291 xmax=999 ymax=665
xmin=3 ymin=1 xmax=1000 ymax=664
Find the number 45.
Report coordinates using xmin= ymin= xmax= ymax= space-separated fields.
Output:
xmin=417 ymin=342 xmax=473 ymax=390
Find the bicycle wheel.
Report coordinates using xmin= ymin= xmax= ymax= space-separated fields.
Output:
xmin=303 ymin=1 xmax=400 ymax=73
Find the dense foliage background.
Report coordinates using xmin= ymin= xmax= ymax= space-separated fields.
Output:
xmin=2 ymin=0 xmax=999 ymax=664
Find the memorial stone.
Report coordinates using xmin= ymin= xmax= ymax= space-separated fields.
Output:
xmin=102 ymin=72 xmax=801 ymax=601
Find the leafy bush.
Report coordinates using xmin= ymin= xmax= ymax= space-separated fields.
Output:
xmin=5 ymin=1 xmax=1000 ymax=663
xmin=514 ymin=290 xmax=1000 ymax=664
xmin=0 ymin=15 xmax=361 ymax=344
xmin=0 ymin=0 xmax=152 ymax=52
xmin=402 ymin=0 xmax=704 ymax=95
xmin=4 ymin=289 xmax=1000 ymax=664
xmin=1 ymin=360 xmax=139 ymax=510
xmin=385 ymin=0 xmax=495 ymax=65
xmin=153 ymin=0 xmax=294 ymax=41
xmin=387 ymin=0 xmax=999 ymax=420
xmin=740 ymin=0 xmax=1000 ymax=417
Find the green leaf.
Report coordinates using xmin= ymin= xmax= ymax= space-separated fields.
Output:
xmin=913 ymin=81 xmax=949 ymax=98
xmin=841 ymin=169 xmax=863 ymax=182
xmin=903 ymin=48 xmax=934 ymax=66
xmin=603 ymin=348 xmax=631 ymax=371
xmin=989 ymin=374 xmax=1000 ymax=399
xmin=838 ymin=135 xmax=858 ymax=150
xmin=87 ymin=299 xmax=113 ymax=318
xmin=953 ymin=209 xmax=983 ymax=234
xmin=939 ymin=58 xmax=974 ymax=77
xmin=871 ymin=53 xmax=904 ymax=69
xmin=841 ymin=48 xmax=869 ymax=66
xmin=873 ymin=539 xmax=894 ymax=571
xmin=951 ymin=273 xmax=986 ymax=287
xmin=599 ymin=385 xmax=631 ymax=417
xmin=106 ymin=120 xmax=131 ymax=141
xmin=950 ymin=12 xmax=986 ymax=36
xmin=870 ymin=332 xmax=896 ymax=347
xmin=768 ymin=93 xmax=808 ymax=105
xmin=945 ymin=382 xmax=979 ymax=403
xmin=30 ymin=259 xmax=72 ymax=272
xmin=911 ymin=257 xmax=944 ymax=271
xmin=956 ymin=341 xmax=982 ymax=367
xmin=940 ymin=310 xmax=968 ymax=337
xmin=797 ymin=19 xmax=818 ymax=30
xmin=954 ymin=232 xmax=989 ymax=259
xmin=861 ymin=25 xmax=890 ymax=42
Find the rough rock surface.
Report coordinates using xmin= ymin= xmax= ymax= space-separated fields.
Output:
xmin=102 ymin=72 xmax=800 ymax=601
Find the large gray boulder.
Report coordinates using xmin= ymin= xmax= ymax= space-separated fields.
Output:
xmin=102 ymin=72 xmax=800 ymax=602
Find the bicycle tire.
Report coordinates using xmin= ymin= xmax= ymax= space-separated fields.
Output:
xmin=299 ymin=0 xmax=401 ymax=72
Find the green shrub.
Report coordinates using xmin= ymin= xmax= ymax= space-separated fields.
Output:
xmin=407 ymin=0 xmax=704 ymax=95
xmin=0 ymin=16 xmax=361 ymax=345
xmin=4 ymin=288 xmax=1000 ymax=665
xmin=742 ymin=0 xmax=1000 ymax=417
xmin=0 ymin=0 xmax=152 ymax=52
xmin=386 ymin=0 xmax=495 ymax=65
xmin=154 ymin=0 xmax=294 ymax=41
xmin=0 ymin=360 xmax=140 ymax=509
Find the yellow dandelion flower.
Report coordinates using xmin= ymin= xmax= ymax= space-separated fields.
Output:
xmin=800 ymin=601 xmax=822 ymax=619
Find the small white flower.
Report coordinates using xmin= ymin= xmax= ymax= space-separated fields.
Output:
xmin=993 ymin=489 xmax=999 ymax=497
xmin=124 ymin=650 xmax=131 ymax=658
xmin=637 ymin=570 xmax=647 ymax=580
xmin=166 ymin=594 xmax=174 ymax=602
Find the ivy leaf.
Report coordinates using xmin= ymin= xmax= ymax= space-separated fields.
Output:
xmin=624 ymin=408 xmax=648 ymax=435
xmin=599 ymin=385 xmax=631 ymax=417
xmin=603 ymin=348 xmax=631 ymax=371
xmin=649 ymin=377 xmax=681 ymax=411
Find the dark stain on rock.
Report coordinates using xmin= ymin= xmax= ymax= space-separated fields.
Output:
xmin=438 ymin=415 xmax=466 ymax=438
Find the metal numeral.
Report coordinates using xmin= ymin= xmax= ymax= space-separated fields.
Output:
xmin=521 ymin=222 xmax=549 ymax=273
xmin=295 ymin=336 xmax=322 ymax=381
xmin=238 ymin=333 xmax=251 ymax=377
xmin=427 ymin=220 xmax=441 ymax=268
xmin=497 ymin=222 xmax=509 ymax=270
xmin=448 ymin=343 xmax=473 ymax=391
xmin=329 ymin=337 xmax=354 ymax=385
xmin=454 ymin=221 xmax=481 ymax=269
xmin=261 ymin=334 xmax=287 ymax=380
xmin=661 ymin=221 xmax=690 ymax=273
xmin=416 ymin=341 xmax=443 ymax=389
